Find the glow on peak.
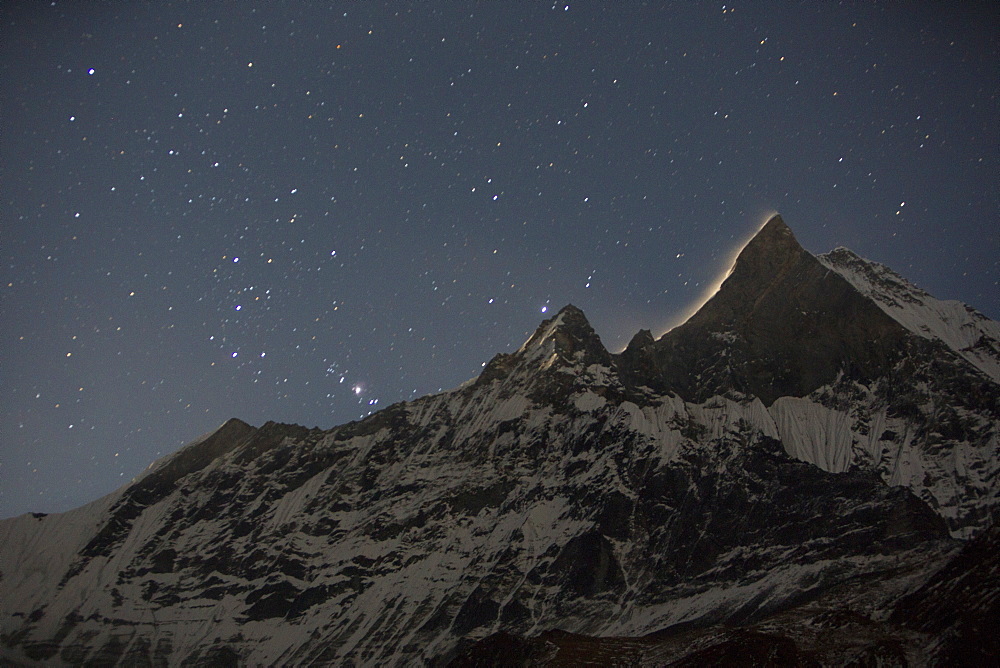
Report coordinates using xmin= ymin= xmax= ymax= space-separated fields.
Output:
xmin=656 ymin=214 xmax=778 ymax=336
xmin=759 ymin=209 xmax=781 ymax=227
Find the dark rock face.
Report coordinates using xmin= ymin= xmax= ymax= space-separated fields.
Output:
xmin=447 ymin=631 xmax=556 ymax=668
xmin=668 ymin=629 xmax=805 ymax=667
xmin=1 ymin=216 xmax=997 ymax=666
xmin=618 ymin=216 xmax=909 ymax=404
xmin=455 ymin=517 xmax=998 ymax=667
xmin=890 ymin=521 xmax=1000 ymax=664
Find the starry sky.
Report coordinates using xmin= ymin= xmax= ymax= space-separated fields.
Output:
xmin=2 ymin=2 xmax=997 ymax=519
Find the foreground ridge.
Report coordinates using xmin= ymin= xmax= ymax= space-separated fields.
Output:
xmin=1 ymin=214 xmax=997 ymax=666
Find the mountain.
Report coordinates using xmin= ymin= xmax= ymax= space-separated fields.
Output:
xmin=1 ymin=215 xmax=997 ymax=666
xmin=618 ymin=216 xmax=912 ymax=404
xmin=621 ymin=216 xmax=1000 ymax=538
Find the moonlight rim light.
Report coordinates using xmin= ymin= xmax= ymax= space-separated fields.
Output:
xmin=656 ymin=211 xmax=780 ymax=337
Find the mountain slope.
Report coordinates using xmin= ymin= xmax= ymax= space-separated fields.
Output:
xmin=1 ymin=215 xmax=997 ymax=666
xmin=617 ymin=216 xmax=999 ymax=537
xmin=818 ymin=246 xmax=1000 ymax=384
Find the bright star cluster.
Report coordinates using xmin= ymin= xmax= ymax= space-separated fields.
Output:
xmin=1 ymin=2 xmax=996 ymax=518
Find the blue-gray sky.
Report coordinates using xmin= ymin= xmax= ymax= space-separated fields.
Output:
xmin=2 ymin=2 xmax=997 ymax=518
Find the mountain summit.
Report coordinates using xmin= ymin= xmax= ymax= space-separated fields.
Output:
xmin=1 ymin=215 xmax=997 ymax=666
xmin=619 ymin=215 xmax=909 ymax=403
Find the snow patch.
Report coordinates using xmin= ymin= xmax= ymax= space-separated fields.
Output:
xmin=769 ymin=397 xmax=855 ymax=473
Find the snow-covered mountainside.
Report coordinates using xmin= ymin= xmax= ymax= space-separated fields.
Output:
xmin=818 ymin=246 xmax=1000 ymax=384
xmin=1 ymin=215 xmax=997 ymax=666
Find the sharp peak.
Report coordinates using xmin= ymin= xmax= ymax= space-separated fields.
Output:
xmin=515 ymin=302 xmax=609 ymax=361
xmin=554 ymin=303 xmax=586 ymax=317
xmin=531 ymin=303 xmax=595 ymax=337
xmin=728 ymin=213 xmax=809 ymax=271
xmin=220 ymin=417 xmax=254 ymax=431
xmin=758 ymin=213 xmax=790 ymax=234
xmin=744 ymin=213 xmax=800 ymax=250
xmin=661 ymin=213 xmax=813 ymax=335
xmin=823 ymin=246 xmax=864 ymax=261
xmin=626 ymin=328 xmax=655 ymax=351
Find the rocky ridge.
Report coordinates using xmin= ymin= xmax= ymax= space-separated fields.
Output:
xmin=0 ymin=215 xmax=997 ymax=666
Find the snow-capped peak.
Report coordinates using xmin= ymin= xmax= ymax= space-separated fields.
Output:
xmin=819 ymin=247 xmax=1000 ymax=383
xmin=515 ymin=304 xmax=610 ymax=367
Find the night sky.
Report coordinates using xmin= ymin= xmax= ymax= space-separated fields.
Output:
xmin=2 ymin=2 xmax=997 ymax=519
